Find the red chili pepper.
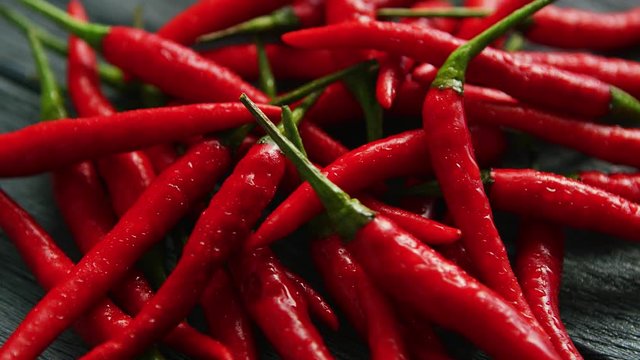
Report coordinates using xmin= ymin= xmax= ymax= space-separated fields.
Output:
xmin=282 ymin=20 xmax=640 ymax=119
xmin=312 ymin=235 xmax=410 ymax=360
xmin=298 ymin=121 xmax=350 ymax=166
xmin=200 ymin=44 xmax=337 ymax=81
xmin=0 ymin=103 xmax=279 ymax=177
xmin=577 ymin=172 xmax=640 ymax=204
xmin=465 ymin=96 xmax=640 ymax=168
xmin=284 ymin=269 xmax=340 ymax=330
xmin=306 ymin=83 xmax=362 ymax=126
xmin=511 ymin=51 xmax=640 ymax=99
xmin=456 ymin=0 xmax=530 ymax=39
xmin=80 ymin=143 xmax=286 ymax=359
xmin=157 ymin=0 xmax=290 ymax=45
xmin=0 ymin=140 xmax=232 ymax=359
xmin=231 ymin=247 xmax=334 ymax=360
xmin=359 ymin=195 xmax=461 ymax=245
xmin=144 ymin=143 xmax=181 ymax=173
xmin=243 ymin=96 xmax=561 ymax=360
xmin=23 ymin=0 xmax=269 ymax=104
xmin=201 ymin=269 xmax=257 ymax=360
xmin=516 ymin=221 xmax=583 ymax=360
xmin=248 ymin=127 xmax=505 ymax=249
xmin=525 ymin=5 xmax=640 ymax=51
xmin=376 ymin=55 xmax=412 ymax=109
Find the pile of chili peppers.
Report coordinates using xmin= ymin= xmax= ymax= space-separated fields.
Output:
xmin=0 ymin=0 xmax=639 ymax=359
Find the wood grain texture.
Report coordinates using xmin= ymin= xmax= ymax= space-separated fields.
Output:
xmin=0 ymin=0 xmax=638 ymax=359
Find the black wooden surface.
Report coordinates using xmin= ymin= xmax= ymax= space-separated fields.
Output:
xmin=0 ymin=0 xmax=639 ymax=359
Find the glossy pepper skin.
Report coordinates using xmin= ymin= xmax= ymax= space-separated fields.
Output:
xmin=526 ymin=6 xmax=640 ymax=51
xmin=0 ymin=140 xmax=232 ymax=359
xmin=248 ymin=127 xmax=506 ymax=249
xmin=489 ymin=169 xmax=640 ymax=243
xmin=232 ymin=247 xmax=334 ymax=360
xmin=80 ymin=143 xmax=286 ymax=360
xmin=282 ymin=21 xmax=634 ymax=119
xmin=577 ymin=172 xmax=640 ymax=203
xmin=157 ymin=0 xmax=290 ymax=45
xmin=0 ymin=103 xmax=278 ymax=178
xmin=312 ymin=236 xmax=410 ymax=360
xmin=516 ymin=221 xmax=583 ymax=360
xmin=201 ymin=269 xmax=257 ymax=360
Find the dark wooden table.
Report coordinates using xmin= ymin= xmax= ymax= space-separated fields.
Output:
xmin=0 ymin=0 xmax=638 ymax=359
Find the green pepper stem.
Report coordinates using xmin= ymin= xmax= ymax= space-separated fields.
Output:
xmin=25 ymin=27 xmax=66 ymax=121
xmin=19 ymin=0 xmax=109 ymax=49
xmin=256 ymin=37 xmax=277 ymax=98
xmin=432 ymin=0 xmax=554 ymax=93
xmin=197 ymin=6 xmax=299 ymax=44
xmin=344 ymin=70 xmax=383 ymax=141
xmin=241 ymin=94 xmax=375 ymax=240
xmin=281 ymin=106 xmax=307 ymax=156
xmin=378 ymin=7 xmax=491 ymax=19
xmin=610 ymin=87 xmax=640 ymax=122
xmin=271 ymin=59 xmax=378 ymax=105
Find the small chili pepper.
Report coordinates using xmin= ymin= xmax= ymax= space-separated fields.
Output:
xmin=242 ymin=96 xmax=561 ymax=360
xmin=231 ymin=247 xmax=334 ymax=360
xmin=197 ymin=0 xmax=324 ymax=43
xmin=0 ymin=139 xmax=232 ymax=359
xmin=359 ymin=195 xmax=461 ymax=245
xmin=202 ymin=269 xmax=257 ymax=360
xmin=284 ymin=268 xmax=340 ymax=330
xmin=248 ymin=126 xmax=506 ymax=249
xmin=200 ymin=45 xmax=337 ymax=81
xmin=456 ymin=0 xmax=530 ymax=39
xmin=525 ymin=5 xmax=640 ymax=51
xmin=157 ymin=0 xmax=290 ymax=45
xmin=22 ymin=0 xmax=269 ymax=104
xmin=465 ymin=96 xmax=640 ymax=168
xmin=0 ymin=103 xmax=278 ymax=178
xmin=576 ymin=172 xmax=640 ymax=204
xmin=511 ymin=51 xmax=640 ymax=100
xmin=282 ymin=19 xmax=640 ymax=120
xmin=421 ymin=0 xmax=551 ymax=324
xmin=376 ymin=55 xmax=412 ymax=109
xmin=312 ymin=235 xmax=410 ymax=360
xmin=516 ymin=220 xmax=583 ymax=360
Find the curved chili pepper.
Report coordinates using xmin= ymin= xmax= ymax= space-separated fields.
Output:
xmin=284 ymin=269 xmax=340 ymax=330
xmin=516 ymin=220 xmax=583 ymax=360
xmin=376 ymin=55 xmax=412 ymax=109
xmin=359 ymin=196 xmax=461 ymax=245
xmin=0 ymin=140 xmax=232 ymax=359
xmin=202 ymin=269 xmax=257 ymax=360
xmin=248 ymin=126 xmax=506 ymax=249
xmin=577 ymin=172 xmax=640 ymax=204
xmin=243 ymin=97 xmax=561 ymax=360
xmin=421 ymin=0 xmax=550 ymax=325
xmin=201 ymin=45 xmax=337 ymax=81
xmin=157 ymin=0 xmax=290 ymax=45
xmin=80 ymin=143 xmax=286 ymax=360
xmin=465 ymin=96 xmax=640 ymax=168
xmin=22 ymin=0 xmax=269 ymax=104
xmin=282 ymin=20 xmax=640 ymax=120
xmin=0 ymin=103 xmax=278 ymax=177
xmin=511 ymin=51 xmax=640 ymax=100
xmin=231 ymin=247 xmax=334 ymax=360
xmin=525 ymin=6 xmax=640 ymax=51
xmin=456 ymin=0 xmax=530 ymax=39
xmin=312 ymin=235 xmax=410 ymax=360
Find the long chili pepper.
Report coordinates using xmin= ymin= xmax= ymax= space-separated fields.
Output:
xmin=525 ymin=6 xmax=640 ymax=51
xmin=359 ymin=196 xmax=461 ymax=245
xmin=576 ymin=172 xmax=640 ymax=204
xmin=198 ymin=0 xmax=325 ymax=43
xmin=376 ymin=55 xmax=412 ymax=109
xmin=201 ymin=270 xmax=257 ymax=360
xmin=243 ymin=96 xmax=561 ymax=360
xmin=78 ymin=92 xmax=325 ymax=359
xmin=248 ymin=126 xmax=506 ymax=249
xmin=420 ymin=0 xmax=551 ymax=324
xmin=516 ymin=221 xmax=583 ymax=360
xmin=282 ymin=20 xmax=640 ymax=120
xmin=312 ymin=235 xmax=410 ymax=360
xmin=456 ymin=0 xmax=530 ymax=39
xmin=0 ymin=139 xmax=232 ymax=359
xmin=157 ymin=0 xmax=290 ymax=45
xmin=511 ymin=51 xmax=640 ymax=100
xmin=465 ymin=96 xmax=640 ymax=168
xmin=231 ymin=247 xmax=334 ymax=360
xmin=0 ymin=103 xmax=278 ymax=178
xmin=410 ymin=168 xmax=640 ymax=243
xmin=22 ymin=0 xmax=270 ymax=104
